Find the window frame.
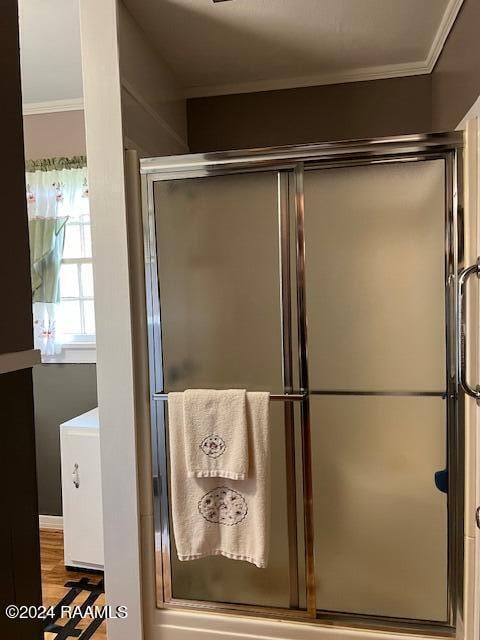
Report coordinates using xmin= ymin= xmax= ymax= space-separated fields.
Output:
xmin=49 ymin=214 xmax=96 ymax=364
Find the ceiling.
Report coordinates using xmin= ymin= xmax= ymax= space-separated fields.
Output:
xmin=19 ymin=0 xmax=463 ymax=106
xmin=19 ymin=0 xmax=83 ymax=106
xmin=124 ymin=0 xmax=463 ymax=97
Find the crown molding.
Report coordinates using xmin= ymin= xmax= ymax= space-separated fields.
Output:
xmin=425 ymin=0 xmax=464 ymax=72
xmin=23 ymin=98 xmax=84 ymax=116
xmin=185 ymin=61 xmax=430 ymax=98
xmin=185 ymin=0 xmax=464 ymax=98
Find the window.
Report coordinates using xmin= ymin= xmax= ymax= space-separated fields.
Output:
xmin=27 ymin=158 xmax=95 ymax=363
xmin=59 ymin=214 xmax=95 ymax=341
xmin=57 ymin=189 xmax=96 ymax=362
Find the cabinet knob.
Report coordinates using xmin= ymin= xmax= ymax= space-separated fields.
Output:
xmin=72 ymin=463 xmax=80 ymax=488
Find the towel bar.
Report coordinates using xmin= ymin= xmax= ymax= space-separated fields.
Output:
xmin=152 ymin=392 xmax=307 ymax=402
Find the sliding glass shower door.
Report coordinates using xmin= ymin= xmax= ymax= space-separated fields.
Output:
xmin=304 ymin=161 xmax=448 ymax=621
xmin=142 ymin=133 xmax=463 ymax=631
xmin=153 ymin=171 xmax=306 ymax=609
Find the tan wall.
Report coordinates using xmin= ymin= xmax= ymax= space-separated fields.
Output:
xmin=23 ymin=109 xmax=86 ymax=160
xmin=187 ymin=75 xmax=432 ymax=153
xmin=119 ymin=2 xmax=187 ymax=157
xmin=23 ymin=108 xmax=96 ymax=518
xmin=432 ymin=0 xmax=480 ymax=130
xmin=187 ymin=0 xmax=480 ymax=153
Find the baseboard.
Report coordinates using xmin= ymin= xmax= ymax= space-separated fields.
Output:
xmin=39 ymin=515 xmax=64 ymax=530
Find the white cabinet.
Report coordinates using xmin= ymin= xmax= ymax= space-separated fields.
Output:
xmin=60 ymin=408 xmax=104 ymax=570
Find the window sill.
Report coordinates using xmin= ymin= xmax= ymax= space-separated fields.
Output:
xmin=42 ymin=343 xmax=97 ymax=364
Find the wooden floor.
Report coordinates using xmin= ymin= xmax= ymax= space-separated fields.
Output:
xmin=41 ymin=529 xmax=107 ymax=639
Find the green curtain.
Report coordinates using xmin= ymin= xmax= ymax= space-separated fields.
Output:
xmin=25 ymin=156 xmax=87 ymax=173
xmin=26 ymin=156 xmax=89 ymax=358
xmin=29 ymin=216 xmax=68 ymax=303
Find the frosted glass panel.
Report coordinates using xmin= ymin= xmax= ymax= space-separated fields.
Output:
xmin=155 ymin=172 xmax=302 ymax=609
xmin=168 ymin=403 xmax=303 ymax=608
xmin=155 ymin=172 xmax=283 ymax=392
xmin=311 ymin=395 xmax=448 ymax=621
xmin=304 ymin=161 xmax=446 ymax=391
xmin=151 ymin=157 xmax=451 ymax=620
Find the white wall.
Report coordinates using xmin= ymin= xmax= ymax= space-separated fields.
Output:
xmin=79 ymin=2 xmax=141 ymax=638
xmin=118 ymin=4 xmax=189 ymax=637
xmin=79 ymin=1 xmax=187 ymax=639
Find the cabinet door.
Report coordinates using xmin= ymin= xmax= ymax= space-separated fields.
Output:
xmin=61 ymin=430 xmax=104 ymax=567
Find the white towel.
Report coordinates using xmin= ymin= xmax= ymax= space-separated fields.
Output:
xmin=183 ymin=389 xmax=248 ymax=480
xmin=168 ymin=391 xmax=270 ymax=568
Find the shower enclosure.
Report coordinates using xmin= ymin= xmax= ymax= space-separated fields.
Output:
xmin=141 ymin=132 xmax=470 ymax=633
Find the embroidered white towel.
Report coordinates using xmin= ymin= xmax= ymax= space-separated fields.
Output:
xmin=183 ymin=389 xmax=248 ymax=480
xmin=168 ymin=391 xmax=270 ymax=568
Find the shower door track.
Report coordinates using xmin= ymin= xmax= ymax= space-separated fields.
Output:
xmin=141 ymin=132 xmax=464 ymax=636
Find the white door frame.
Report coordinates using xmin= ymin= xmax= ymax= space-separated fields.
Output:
xmin=79 ymin=2 xmax=144 ymax=639
xmin=458 ymin=98 xmax=480 ymax=640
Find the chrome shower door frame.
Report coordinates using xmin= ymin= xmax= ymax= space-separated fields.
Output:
xmin=141 ymin=132 xmax=464 ymax=635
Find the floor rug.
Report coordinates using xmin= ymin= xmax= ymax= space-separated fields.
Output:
xmin=44 ymin=577 xmax=105 ymax=639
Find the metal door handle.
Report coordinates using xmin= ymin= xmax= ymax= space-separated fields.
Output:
xmin=458 ymin=259 xmax=480 ymax=399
